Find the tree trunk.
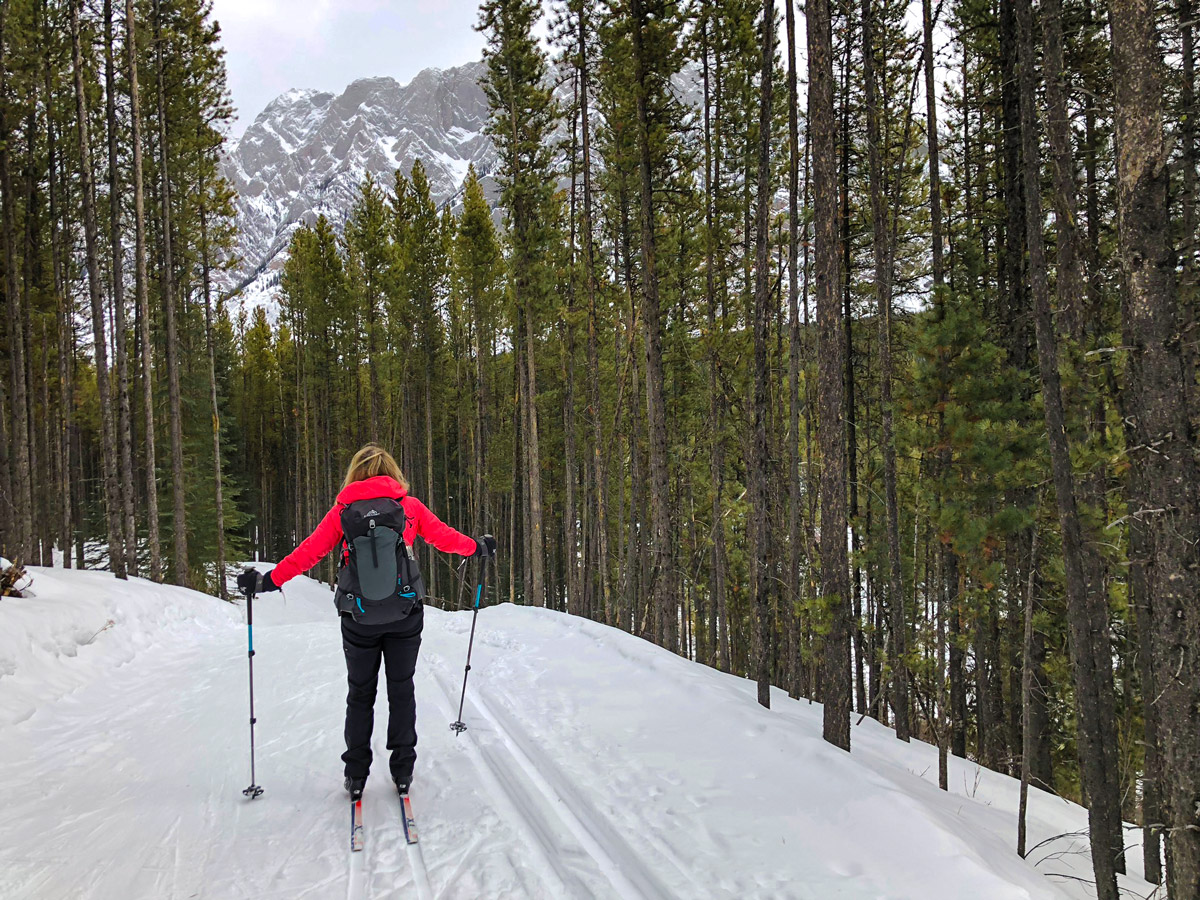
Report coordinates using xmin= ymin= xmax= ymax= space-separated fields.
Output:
xmin=808 ymin=0 xmax=851 ymax=750
xmin=861 ymin=0 xmax=909 ymax=742
xmin=1130 ymin=511 xmax=1163 ymax=884
xmin=922 ymin=0 xmax=950 ymax=781
xmin=0 ymin=374 xmax=9 ymax=557
xmin=199 ymin=201 xmax=227 ymax=600
xmin=785 ymin=0 xmax=804 ymax=700
xmin=948 ymin=551 xmax=966 ymax=758
xmin=22 ymin=113 xmax=47 ymax=566
xmin=564 ymin=100 xmax=581 ymax=618
xmin=578 ymin=14 xmax=608 ymax=629
xmin=1109 ymin=0 xmax=1200 ymax=892
xmin=425 ymin=369 xmax=437 ymax=601
xmin=1018 ymin=524 xmax=1040 ymax=857
xmin=1180 ymin=0 xmax=1199 ymax=407
xmin=994 ymin=0 xmax=1026 ymax=775
xmin=72 ymin=0 xmax=128 ymax=579
xmin=749 ymin=0 xmax=775 ymax=709
xmin=0 ymin=3 xmax=34 ymax=562
xmin=522 ymin=302 xmax=545 ymax=608
xmin=839 ymin=22 xmax=866 ymax=719
xmin=563 ymin=312 xmax=579 ymax=616
xmin=701 ymin=12 xmax=724 ymax=670
xmin=44 ymin=22 xmax=73 ymax=567
xmin=1014 ymin=0 xmax=1123 ymax=890
xmin=126 ymin=0 xmax=162 ymax=582
xmin=154 ymin=0 xmax=188 ymax=586
xmin=105 ymin=0 xmax=138 ymax=573
xmin=1040 ymin=0 xmax=1084 ymax=344
xmin=630 ymin=0 xmax=677 ymax=654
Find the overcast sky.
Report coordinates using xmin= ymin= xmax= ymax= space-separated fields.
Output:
xmin=211 ymin=0 xmax=488 ymax=139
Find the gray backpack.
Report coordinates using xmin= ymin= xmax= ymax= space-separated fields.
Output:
xmin=335 ymin=497 xmax=425 ymax=624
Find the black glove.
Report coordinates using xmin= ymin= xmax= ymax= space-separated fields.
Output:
xmin=473 ymin=534 xmax=497 ymax=558
xmin=236 ymin=568 xmax=280 ymax=596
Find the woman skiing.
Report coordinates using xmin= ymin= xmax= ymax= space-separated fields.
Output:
xmin=237 ymin=443 xmax=496 ymax=799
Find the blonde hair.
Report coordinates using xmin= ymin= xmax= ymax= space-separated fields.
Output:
xmin=341 ymin=443 xmax=410 ymax=492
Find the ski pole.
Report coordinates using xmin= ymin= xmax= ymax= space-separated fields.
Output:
xmin=450 ymin=554 xmax=491 ymax=735
xmin=242 ymin=585 xmax=264 ymax=799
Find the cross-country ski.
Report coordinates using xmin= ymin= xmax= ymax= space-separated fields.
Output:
xmin=400 ymin=792 xmax=419 ymax=845
xmin=351 ymin=797 xmax=365 ymax=853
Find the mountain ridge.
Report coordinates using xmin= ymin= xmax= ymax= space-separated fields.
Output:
xmin=222 ymin=59 xmax=706 ymax=312
xmin=221 ymin=60 xmax=497 ymax=308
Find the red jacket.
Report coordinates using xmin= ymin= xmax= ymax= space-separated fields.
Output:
xmin=270 ymin=475 xmax=477 ymax=586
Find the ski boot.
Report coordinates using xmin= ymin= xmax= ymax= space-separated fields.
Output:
xmin=393 ymin=774 xmax=411 ymax=796
xmin=344 ymin=776 xmax=366 ymax=801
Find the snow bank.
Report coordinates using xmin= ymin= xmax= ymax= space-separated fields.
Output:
xmin=0 ymin=568 xmax=1155 ymax=900
xmin=0 ymin=567 xmax=238 ymax=726
xmin=443 ymin=605 xmax=1093 ymax=900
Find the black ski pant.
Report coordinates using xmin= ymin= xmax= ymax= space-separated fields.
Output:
xmin=340 ymin=607 xmax=423 ymax=782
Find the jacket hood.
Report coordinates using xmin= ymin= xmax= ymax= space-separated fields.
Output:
xmin=336 ymin=475 xmax=409 ymax=504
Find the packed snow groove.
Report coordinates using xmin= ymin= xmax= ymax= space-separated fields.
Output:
xmin=0 ymin=567 xmax=1154 ymax=899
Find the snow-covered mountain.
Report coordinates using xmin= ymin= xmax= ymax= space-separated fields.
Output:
xmin=222 ymin=60 xmax=709 ymax=314
xmin=0 ymin=565 xmax=1158 ymax=899
xmin=221 ymin=61 xmax=497 ymax=308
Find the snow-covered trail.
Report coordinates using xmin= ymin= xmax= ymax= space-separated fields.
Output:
xmin=0 ymin=568 xmax=1155 ymax=899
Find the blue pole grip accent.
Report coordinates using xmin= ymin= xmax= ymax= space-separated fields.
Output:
xmin=247 ymin=624 xmax=253 ymax=654
xmin=474 ymin=583 xmax=482 ymax=609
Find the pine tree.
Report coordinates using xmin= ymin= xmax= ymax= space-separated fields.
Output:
xmin=1110 ymin=0 xmax=1200 ymax=890
xmin=452 ymin=166 xmax=503 ymax=532
xmin=400 ymin=160 xmax=448 ymax=599
xmin=861 ymin=0 xmax=909 ymax=741
xmin=0 ymin=0 xmax=33 ymax=562
xmin=153 ymin=0 xmax=188 ymax=586
xmin=127 ymin=0 xmax=162 ymax=582
xmin=72 ymin=0 xmax=127 ymax=578
xmin=103 ymin=0 xmax=138 ymax=572
xmin=479 ymin=0 xmax=561 ymax=608
xmin=809 ymin=0 xmax=851 ymax=751
xmin=749 ymin=0 xmax=775 ymax=708
xmin=1013 ymin=0 xmax=1123 ymax=888
xmin=343 ymin=173 xmax=396 ymax=443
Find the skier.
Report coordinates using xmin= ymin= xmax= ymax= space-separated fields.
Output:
xmin=237 ymin=443 xmax=496 ymax=801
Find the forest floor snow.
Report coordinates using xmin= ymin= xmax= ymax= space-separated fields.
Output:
xmin=0 ymin=566 xmax=1158 ymax=899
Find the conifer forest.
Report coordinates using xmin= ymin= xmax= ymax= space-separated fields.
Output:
xmin=1 ymin=0 xmax=1198 ymax=895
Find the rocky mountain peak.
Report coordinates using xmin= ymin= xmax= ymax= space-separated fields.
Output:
xmin=221 ymin=60 xmax=496 ymax=307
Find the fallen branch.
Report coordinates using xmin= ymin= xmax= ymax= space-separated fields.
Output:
xmin=0 ymin=560 xmax=29 ymax=597
xmin=82 ymin=619 xmax=116 ymax=645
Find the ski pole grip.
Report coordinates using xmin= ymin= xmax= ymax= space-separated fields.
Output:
xmin=472 ymin=554 xmax=488 ymax=609
xmin=244 ymin=590 xmax=255 ymax=657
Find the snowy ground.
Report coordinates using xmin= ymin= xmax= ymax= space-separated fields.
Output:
xmin=0 ymin=566 xmax=1158 ymax=900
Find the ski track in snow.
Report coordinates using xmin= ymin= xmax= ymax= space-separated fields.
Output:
xmin=429 ymin=665 xmax=630 ymax=899
xmin=404 ymin=823 xmax=434 ymax=900
xmin=0 ymin=568 xmax=1157 ymax=900
xmin=430 ymin=666 xmax=675 ymax=900
xmin=431 ymin=666 xmax=600 ymax=898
